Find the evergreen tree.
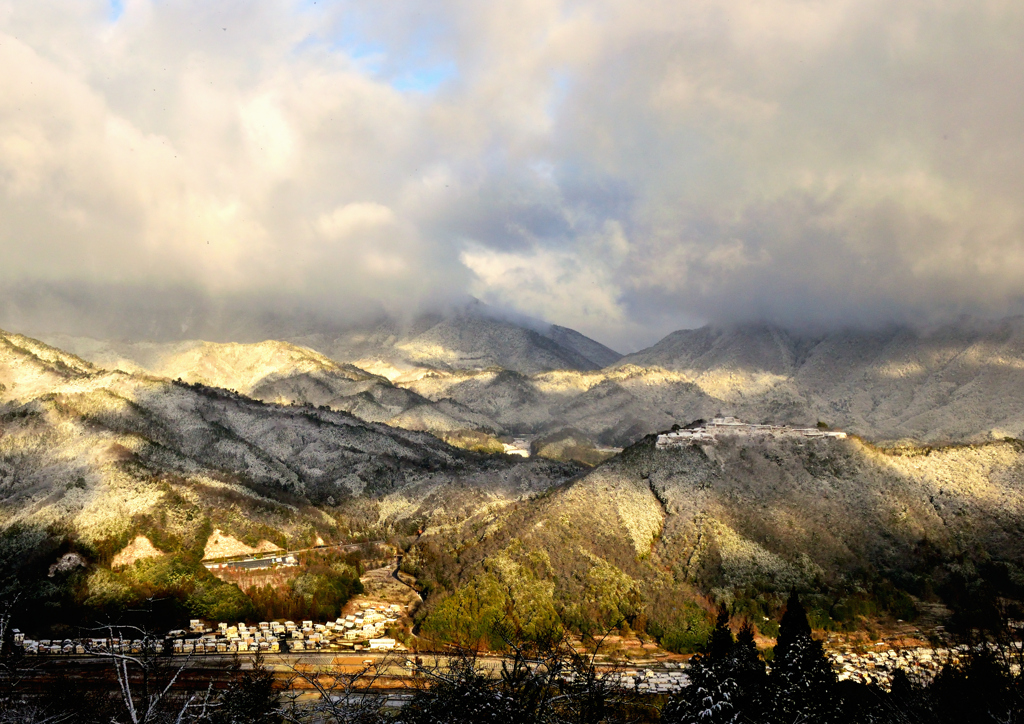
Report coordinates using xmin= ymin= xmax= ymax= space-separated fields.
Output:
xmin=729 ymin=620 xmax=768 ymax=716
xmin=663 ymin=605 xmax=744 ymax=724
xmin=665 ymin=665 xmax=742 ymax=724
xmin=707 ymin=605 xmax=734 ymax=661
xmin=768 ymin=591 xmax=838 ymax=723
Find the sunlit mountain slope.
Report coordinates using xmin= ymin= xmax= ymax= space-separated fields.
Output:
xmin=296 ymin=311 xmax=620 ymax=376
xmin=0 ymin=329 xmax=579 ymax=635
xmin=40 ymin=316 xmax=1024 ymax=451
xmin=403 ymin=366 xmax=720 ymax=446
xmin=0 ymin=329 xmax=575 ymax=548
xmin=409 ymin=432 xmax=1024 ymax=647
xmin=43 ymin=336 xmax=503 ymax=435
xmin=0 ymin=330 xmax=97 ymax=403
xmin=616 ymin=318 xmax=1024 ymax=442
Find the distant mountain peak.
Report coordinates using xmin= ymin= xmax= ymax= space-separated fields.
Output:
xmin=542 ymin=325 xmax=622 ymax=369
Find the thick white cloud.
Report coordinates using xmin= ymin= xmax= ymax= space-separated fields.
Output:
xmin=1 ymin=0 xmax=1023 ymax=350
xmin=461 ymin=221 xmax=634 ymax=346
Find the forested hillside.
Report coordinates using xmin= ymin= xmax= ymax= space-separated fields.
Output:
xmin=0 ymin=329 xmax=577 ymax=633
xmin=407 ymin=433 xmax=1024 ymax=650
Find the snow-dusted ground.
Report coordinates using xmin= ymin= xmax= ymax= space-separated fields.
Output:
xmin=0 ymin=329 xmax=577 ymax=550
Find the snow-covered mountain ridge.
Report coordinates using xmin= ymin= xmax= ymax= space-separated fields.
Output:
xmin=34 ymin=315 xmax=1024 ymax=451
xmin=615 ymin=318 xmax=1024 ymax=443
xmin=0 ymin=328 xmax=576 ymax=548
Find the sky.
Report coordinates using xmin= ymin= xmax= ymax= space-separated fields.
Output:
xmin=1 ymin=1 xmax=1023 ymax=352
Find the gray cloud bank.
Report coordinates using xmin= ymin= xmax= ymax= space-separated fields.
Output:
xmin=1 ymin=0 xmax=1023 ymax=352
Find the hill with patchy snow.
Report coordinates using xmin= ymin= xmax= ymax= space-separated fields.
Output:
xmin=42 ymin=336 xmax=504 ymax=435
xmin=7 ymin=326 xmax=1024 ymax=649
xmin=0 ymin=329 xmax=576 ymax=591
xmin=292 ymin=311 xmax=621 ymax=377
xmin=45 ymin=316 xmax=1024 ymax=448
xmin=375 ymin=316 xmax=1024 ymax=447
xmin=409 ymin=432 xmax=1024 ymax=648
xmin=615 ymin=318 xmax=1024 ymax=443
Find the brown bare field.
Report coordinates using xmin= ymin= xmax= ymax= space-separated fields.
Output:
xmin=203 ymin=528 xmax=282 ymax=561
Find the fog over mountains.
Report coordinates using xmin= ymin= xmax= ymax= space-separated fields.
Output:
xmin=4 ymin=1 xmax=1023 ymax=355
xmin=32 ymin=311 xmax=1024 ymax=448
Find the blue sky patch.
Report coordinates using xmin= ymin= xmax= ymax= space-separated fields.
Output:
xmin=390 ymin=61 xmax=457 ymax=93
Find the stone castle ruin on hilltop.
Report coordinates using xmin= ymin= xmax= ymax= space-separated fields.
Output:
xmin=656 ymin=416 xmax=847 ymax=448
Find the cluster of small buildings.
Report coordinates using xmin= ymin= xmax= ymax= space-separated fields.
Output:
xmin=12 ymin=603 xmax=407 ymax=657
xmin=566 ymin=644 xmax=976 ymax=695
xmin=11 ymin=630 xmax=94 ymax=656
xmin=604 ymin=664 xmax=690 ymax=693
xmin=171 ymin=619 xmax=284 ymax=654
xmin=330 ymin=604 xmax=403 ymax=646
xmin=13 ymin=624 xmax=985 ymax=695
xmin=827 ymin=645 xmax=967 ymax=687
xmin=171 ymin=605 xmax=405 ymax=654
xmin=657 ymin=417 xmax=847 ymax=448
xmin=13 ymin=629 xmax=175 ymax=657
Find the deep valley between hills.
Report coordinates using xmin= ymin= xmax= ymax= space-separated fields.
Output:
xmin=4 ymin=313 xmax=1024 ymax=669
